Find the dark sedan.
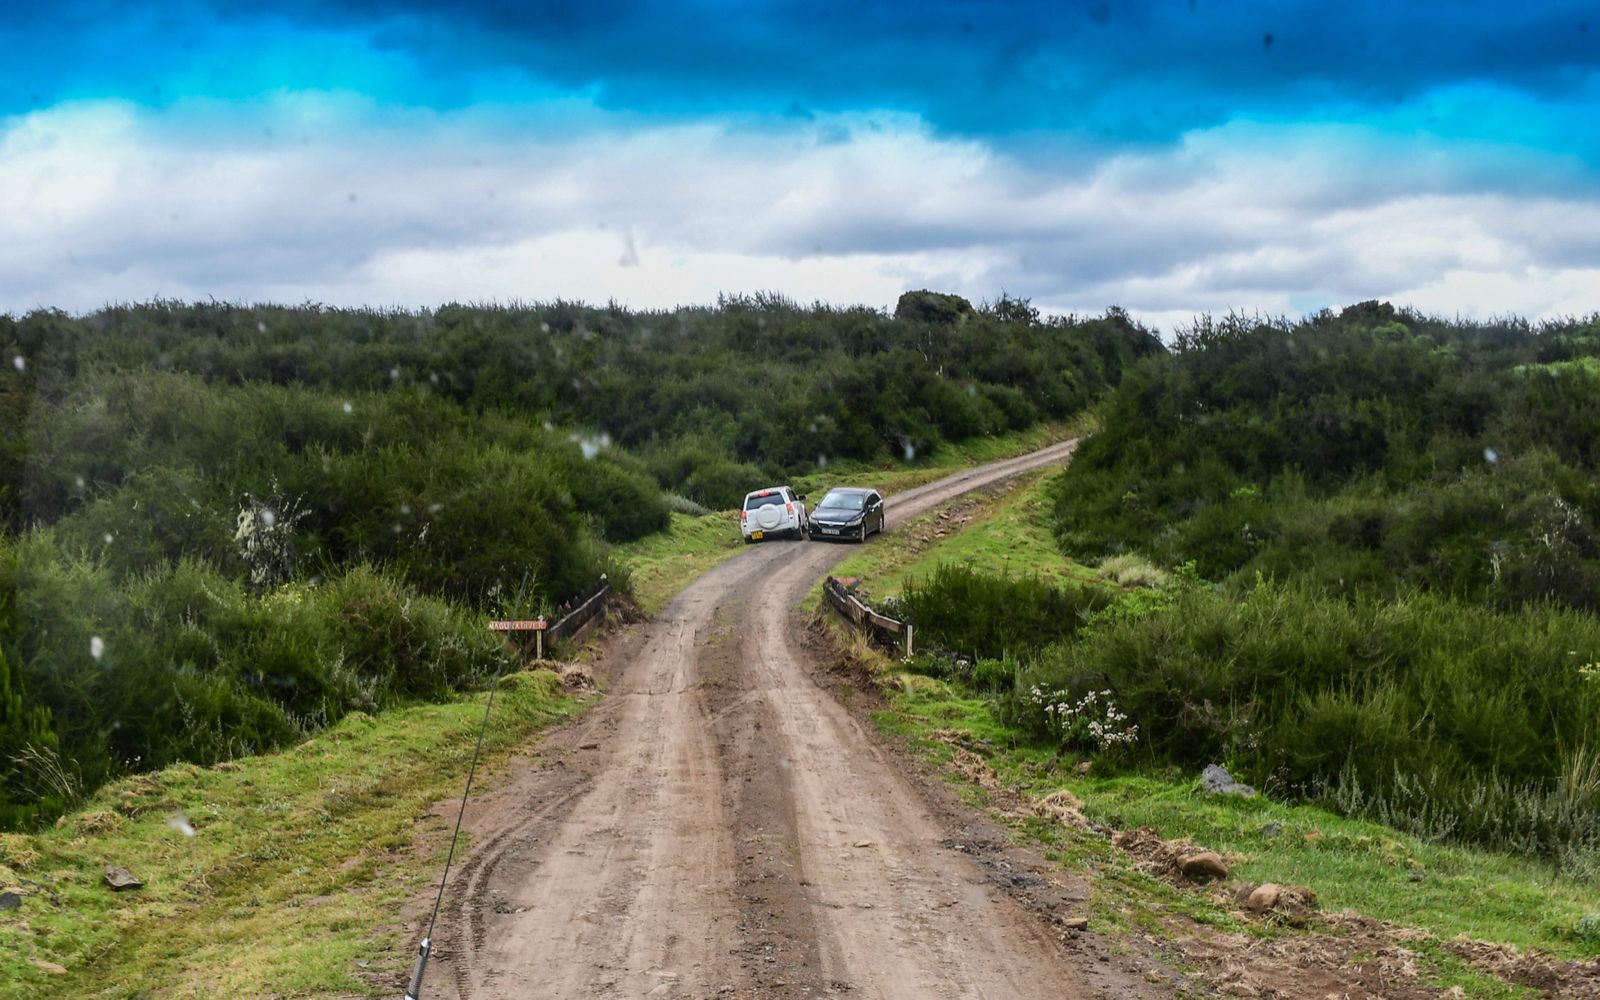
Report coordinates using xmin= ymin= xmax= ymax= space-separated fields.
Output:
xmin=808 ymin=487 xmax=885 ymax=542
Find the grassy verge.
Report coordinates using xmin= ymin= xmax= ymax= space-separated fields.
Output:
xmin=619 ymin=420 xmax=1085 ymax=616
xmin=617 ymin=510 xmax=745 ymax=615
xmin=829 ymin=468 xmax=1099 ymax=600
xmin=0 ymin=671 xmax=583 ymax=999
xmin=872 ymin=683 xmax=1599 ymax=960
xmin=827 ymin=469 xmax=1600 ymax=982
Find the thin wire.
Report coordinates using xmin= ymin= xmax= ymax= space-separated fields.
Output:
xmin=422 ymin=653 xmax=507 ymax=946
xmin=414 ymin=569 xmax=534 ymax=999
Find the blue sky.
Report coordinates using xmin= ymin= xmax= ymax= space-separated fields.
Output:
xmin=2 ymin=1 xmax=1596 ymax=327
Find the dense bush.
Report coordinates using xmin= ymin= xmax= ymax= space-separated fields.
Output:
xmin=1010 ymin=303 xmax=1600 ymax=856
xmin=2 ymin=296 xmax=1159 ymax=522
xmin=1012 ymin=581 xmax=1600 ymax=857
xmin=0 ymin=534 xmax=511 ymax=797
xmin=1051 ymin=308 xmax=1600 ymax=611
xmin=892 ymin=563 xmax=1113 ymax=659
xmin=0 ymin=574 xmax=60 ymax=828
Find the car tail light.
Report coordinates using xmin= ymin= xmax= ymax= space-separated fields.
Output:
xmin=785 ymin=503 xmax=793 ymax=514
xmin=741 ymin=510 xmax=747 ymax=522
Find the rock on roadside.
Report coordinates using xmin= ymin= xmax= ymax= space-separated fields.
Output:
xmin=1201 ymin=764 xmax=1257 ymax=798
xmin=1236 ymin=881 xmax=1320 ymax=926
xmin=1178 ymin=851 xmax=1229 ymax=882
xmin=104 ymin=866 xmax=143 ymax=891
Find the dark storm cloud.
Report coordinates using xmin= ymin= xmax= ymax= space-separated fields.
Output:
xmin=4 ymin=1 xmax=1598 ymax=154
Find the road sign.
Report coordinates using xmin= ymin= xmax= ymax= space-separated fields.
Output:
xmin=487 ymin=619 xmax=547 ymax=632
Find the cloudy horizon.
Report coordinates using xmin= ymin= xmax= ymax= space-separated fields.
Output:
xmin=3 ymin=1 xmax=1596 ymax=334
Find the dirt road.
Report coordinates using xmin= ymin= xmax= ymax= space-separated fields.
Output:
xmin=421 ymin=440 xmax=1160 ymax=998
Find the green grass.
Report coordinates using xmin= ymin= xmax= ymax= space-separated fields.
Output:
xmin=0 ymin=671 xmax=583 ymax=999
xmin=616 ymin=510 xmax=744 ymax=615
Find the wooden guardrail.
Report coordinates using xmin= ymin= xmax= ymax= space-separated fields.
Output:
xmin=548 ymin=575 xmax=610 ymax=644
xmin=489 ymin=574 xmax=609 ymax=659
xmin=822 ymin=576 xmax=914 ymax=656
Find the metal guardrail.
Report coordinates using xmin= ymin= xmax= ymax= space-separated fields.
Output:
xmin=822 ymin=576 xmax=914 ymax=656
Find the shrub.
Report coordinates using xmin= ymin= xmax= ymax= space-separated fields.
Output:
xmin=50 ymin=465 xmax=235 ymax=580
xmin=1016 ymin=579 xmax=1600 ymax=856
xmin=0 ymin=540 xmax=514 ymax=825
xmin=314 ymin=567 xmax=508 ymax=701
xmin=896 ymin=563 xmax=1113 ymax=660
xmin=664 ymin=493 xmax=713 ymax=517
xmin=0 ymin=617 xmax=62 ymax=827
xmin=970 ymin=656 xmax=1017 ymax=692
xmin=1095 ymin=554 xmax=1171 ymax=589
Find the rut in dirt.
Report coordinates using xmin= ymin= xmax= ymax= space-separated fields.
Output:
xmin=416 ymin=441 xmax=1163 ymax=999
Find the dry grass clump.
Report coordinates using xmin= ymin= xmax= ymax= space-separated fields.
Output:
xmin=0 ymin=834 xmax=40 ymax=871
xmin=1095 ymin=554 xmax=1171 ymax=589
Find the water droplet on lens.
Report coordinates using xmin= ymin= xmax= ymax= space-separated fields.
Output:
xmin=389 ymin=367 xmax=400 ymax=380
xmin=90 ymin=636 xmax=105 ymax=660
xmin=903 ymin=442 xmax=917 ymax=460
xmin=103 ymin=532 xmax=114 ymax=545
xmin=1484 ymin=447 xmax=1499 ymax=464
xmin=342 ymin=402 xmax=353 ymax=415
xmin=260 ymin=510 xmax=276 ymax=527
xmin=166 ymin=812 xmax=196 ymax=837
xmin=10 ymin=355 xmax=23 ymax=372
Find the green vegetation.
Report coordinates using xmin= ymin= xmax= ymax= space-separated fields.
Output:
xmin=0 ymin=669 xmax=580 ymax=999
xmin=849 ymin=304 xmax=1600 ymax=863
xmin=1033 ymin=304 xmax=1600 ymax=858
xmin=1 ymin=294 xmax=1152 ymax=827
xmin=1020 ymin=582 xmax=1600 ymax=860
xmin=1053 ymin=304 xmax=1600 ymax=612
xmin=893 ymin=563 xmax=1111 ymax=665
xmin=833 ymin=467 xmax=1600 ymax=974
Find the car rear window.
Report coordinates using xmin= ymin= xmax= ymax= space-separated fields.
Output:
xmin=745 ymin=492 xmax=787 ymax=510
xmin=818 ymin=492 xmax=865 ymax=511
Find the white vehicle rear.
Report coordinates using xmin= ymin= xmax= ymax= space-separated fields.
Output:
xmin=741 ymin=486 xmax=808 ymax=542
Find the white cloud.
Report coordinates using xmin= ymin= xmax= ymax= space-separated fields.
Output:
xmin=1 ymin=96 xmax=1595 ymax=331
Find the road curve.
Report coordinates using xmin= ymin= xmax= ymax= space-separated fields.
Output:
xmin=421 ymin=439 xmax=1149 ymax=999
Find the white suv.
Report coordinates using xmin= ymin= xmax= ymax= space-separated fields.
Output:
xmin=741 ymin=486 xmax=808 ymax=543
